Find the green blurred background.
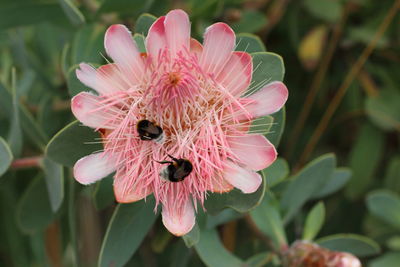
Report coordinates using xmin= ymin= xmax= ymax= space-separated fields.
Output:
xmin=0 ymin=0 xmax=400 ymax=266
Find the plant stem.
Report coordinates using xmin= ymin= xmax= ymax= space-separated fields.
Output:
xmin=296 ymin=0 xmax=400 ymax=168
xmin=10 ymin=156 xmax=42 ymax=169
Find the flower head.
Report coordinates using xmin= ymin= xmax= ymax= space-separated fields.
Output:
xmin=71 ymin=9 xmax=288 ymax=236
xmin=283 ymin=241 xmax=362 ymax=267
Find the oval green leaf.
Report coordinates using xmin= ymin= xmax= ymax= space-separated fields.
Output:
xmin=45 ymin=121 xmax=102 ymax=167
xmin=312 ymin=168 xmax=352 ymax=199
xmin=250 ymin=191 xmax=287 ymax=249
xmin=236 ymin=33 xmax=266 ymax=53
xmin=135 ymin=13 xmax=156 ymax=36
xmin=16 ymin=176 xmax=54 ymax=234
xmin=345 ymin=123 xmax=384 ymax=199
xmin=263 ymin=157 xmax=289 ymax=187
xmin=41 ymin=157 xmax=64 ymax=212
xmin=248 ymin=52 xmax=284 ymax=94
xmin=98 ymin=198 xmax=158 ymax=267
xmin=366 ymin=190 xmax=400 ymax=230
xmin=370 ymin=252 xmax=400 ymax=267
xmin=316 ymin=234 xmax=380 ymax=257
xmin=194 ymin=228 xmax=243 ymax=267
xmin=281 ymin=153 xmax=336 ymax=224
xmin=302 ymin=201 xmax=325 ymax=241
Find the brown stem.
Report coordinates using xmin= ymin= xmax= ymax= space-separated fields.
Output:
xmin=10 ymin=156 xmax=42 ymax=169
xmin=296 ymin=0 xmax=400 ymax=168
xmin=285 ymin=3 xmax=351 ymax=160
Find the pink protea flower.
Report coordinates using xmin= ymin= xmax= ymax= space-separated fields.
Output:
xmin=71 ymin=9 xmax=288 ymax=236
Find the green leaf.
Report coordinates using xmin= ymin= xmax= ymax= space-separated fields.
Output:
xmin=345 ymin=123 xmax=384 ymax=199
xmin=263 ymin=157 xmax=289 ymax=187
xmin=182 ymin=223 xmax=200 ymax=248
xmin=385 ymin=156 xmax=400 ymax=194
xmin=236 ymin=33 xmax=266 ymax=53
xmin=133 ymin=33 xmax=146 ymax=53
xmin=205 ymin=173 xmax=266 ymax=214
xmin=0 ymin=1 xmax=68 ymax=30
xmin=194 ymin=228 xmax=243 ymax=267
xmin=231 ymin=10 xmax=268 ymax=33
xmin=281 ymin=153 xmax=336 ymax=223
xmin=0 ymin=82 xmax=48 ymax=150
xmin=58 ymin=0 xmax=85 ymax=26
xmin=302 ymin=202 xmax=325 ymax=241
xmin=304 ymin=0 xmax=342 ymax=23
xmin=206 ymin=209 xmax=242 ymax=229
xmin=370 ymin=252 xmax=400 ymax=267
xmin=7 ymin=71 xmax=22 ymax=157
xmin=92 ymin=175 xmax=114 ymax=210
xmin=17 ymin=176 xmax=54 ymax=234
xmin=365 ymin=89 xmax=400 ymax=131
xmin=97 ymin=0 xmax=152 ymax=16
xmin=250 ymin=115 xmax=273 ymax=135
xmin=366 ymin=190 xmax=400 ymax=230
xmin=40 ymin=157 xmax=64 ymax=212
xmin=311 ymin=168 xmax=352 ymax=199
xmin=98 ymin=198 xmax=158 ymax=267
xmin=250 ymin=191 xmax=287 ymax=249
xmin=266 ymin=107 xmax=286 ymax=147
xmin=46 ymin=121 xmax=102 ymax=167
xmin=0 ymin=137 xmax=13 ymax=177
xmin=70 ymin=24 xmax=105 ymax=66
xmin=245 ymin=252 xmax=272 ymax=267
xmin=316 ymin=234 xmax=380 ymax=257
xmin=135 ymin=13 xmax=156 ymax=36
xmin=387 ymin=236 xmax=400 ymax=251
xmin=248 ymin=52 xmax=284 ymax=94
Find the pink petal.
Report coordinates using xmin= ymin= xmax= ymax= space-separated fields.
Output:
xmin=243 ymin=81 xmax=288 ymax=118
xmin=73 ymin=152 xmax=116 ymax=185
xmin=216 ymin=51 xmax=252 ymax=96
xmin=190 ymin=38 xmax=203 ymax=58
xmin=146 ymin=16 xmax=167 ymax=58
xmin=223 ymin=161 xmax=262 ymax=194
xmin=164 ymin=9 xmax=190 ymax=56
xmin=71 ymin=92 xmax=118 ymax=129
xmin=104 ymin=24 xmax=144 ymax=84
xmin=228 ymin=134 xmax=277 ymax=171
xmin=113 ymin=178 xmax=151 ymax=203
xmin=76 ymin=63 xmax=128 ymax=95
xmin=162 ymin=198 xmax=195 ymax=236
xmin=97 ymin=64 xmax=129 ymax=94
xmin=75 ymin=63 xmax=98 ymax=92
xmin=200 ymin=22 xmax=235 ymax=75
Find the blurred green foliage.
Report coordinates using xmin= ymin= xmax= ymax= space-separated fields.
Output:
xmin=0 ymin=0 xmax=400 ymax=266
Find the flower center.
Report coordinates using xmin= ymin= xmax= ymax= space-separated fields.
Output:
xmin=168 ymin=72 xmax=180 ymax=86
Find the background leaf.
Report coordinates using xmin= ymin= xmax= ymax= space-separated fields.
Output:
xmin=281 ymin=153 xmax=335 ymax=223
xmin=98 ymin=198 xmax=158 ymax=267
xmin=41 ymin=157 xmax=64 ymax=212
xmin=366 ymin=190 xmax=400 ymax=230
xmin=0 ymin=137 xmax=13 ymax=177
xmin=302 ymin=201 xmax=325 ymax=241
xmin=45 ymin=121 xmax=102 ymax=167
xmin=194 ymin=228 xmax=243 ymax=267
xmin=316 ymin=234 xmax=380 ymax=257
xmin=16 ymin=176 xmax=54 ymax=234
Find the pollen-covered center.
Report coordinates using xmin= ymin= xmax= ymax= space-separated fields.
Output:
xmin=168 ymin=72 xmax=180 ymax=86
